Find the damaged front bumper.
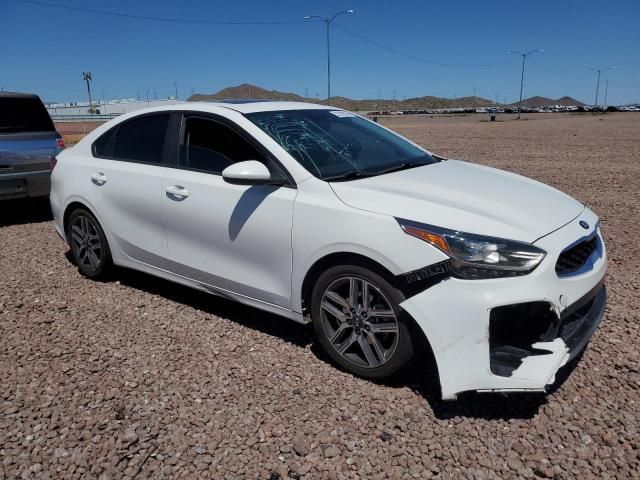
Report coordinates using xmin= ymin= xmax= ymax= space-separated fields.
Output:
xmin=400 ymin=209 xmax=607 ymax=400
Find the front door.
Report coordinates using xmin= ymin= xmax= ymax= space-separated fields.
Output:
xmin=161 ymin=114 xmax=297 ymax=308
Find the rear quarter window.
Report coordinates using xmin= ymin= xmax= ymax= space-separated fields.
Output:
xmin=0 ymin=97 xmax=55 ymax=133
xmin=93 ymin=114 xmax=170 ymax=164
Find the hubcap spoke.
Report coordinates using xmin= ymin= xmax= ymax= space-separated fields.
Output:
xmin=321 ymin=300 xmax=346 ymax=321
xmin=348 ymin=277 xmax=360 ymax=306
xmin=71 ymin=231 xmax=83 ymax=247
xmin=357 ymin=335 xmax=380 ymax=368
xmin=324 ymin=290 xmax=349 ymax=310
xmin=336 ymin=332 xmax=357 ymax=354
xmin=329 ymin=322 xmax=350 ymax=344
xmin=80 ymin=216 xmax=88 ymax=235
xmin=368 ymin=332 xmax=387 ymax=362
xmin=368 ymin=322 xmax=399 ymax=334
xmin=362 ymin=281 xmax=370 ymax=310
xmin=87 ymin=248 xmax=100 ymax=268
xmin=369 ymin=309 xmax=395 ymax=318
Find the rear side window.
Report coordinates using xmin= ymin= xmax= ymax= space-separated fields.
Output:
xmin=93 ymin=114 xmax=169 ymax=164
xmin=180 ymin=117 xmax=265 ymax=174
xmin=0 ymin=96 xmax=55 ymax=133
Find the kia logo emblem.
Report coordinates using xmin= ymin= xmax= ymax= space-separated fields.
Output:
xmin=579 ymin=220 xmax=589 ymax=230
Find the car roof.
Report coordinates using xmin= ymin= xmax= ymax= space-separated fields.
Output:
xmin=0 ymin=91 xmax=41 ymax=99
xmin=186 ymin=100 xmax=336 ymax=114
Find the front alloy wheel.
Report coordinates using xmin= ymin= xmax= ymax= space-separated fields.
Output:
xmin=321 ymin=277 xmax=399 ymax=368
xmin=311 ymin=266 xmax=413 ymax=380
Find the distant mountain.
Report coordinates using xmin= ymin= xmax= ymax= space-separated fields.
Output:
xmin=188 ymin=84 xmax=496 ymax=111
xmin=514 ymin=96 xmax=585 ymax=107
xmin=188 ymin=84 xmax=584 ymax=110
xmin=189 ymin=84 xmax=307 ymax=102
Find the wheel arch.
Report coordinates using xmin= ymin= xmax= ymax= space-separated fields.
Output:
xmin=300 ymin=251 xmax=442 ymax=394
xmin=300 ymin=252 xmax=398 ymax=317
xmin=62 ymin=199 xmax=108 ymax=245
xmin=63 ymin=200 xmax=95 ymax=238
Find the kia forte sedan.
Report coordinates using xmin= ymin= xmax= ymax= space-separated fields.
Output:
xmin=50 ymin=101 xmax=606 ymax=400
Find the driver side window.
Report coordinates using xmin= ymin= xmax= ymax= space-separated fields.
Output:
xmin=180 ymin=116 xmax=266 ymax=175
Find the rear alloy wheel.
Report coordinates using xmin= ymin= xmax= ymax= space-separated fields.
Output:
xmin=311 ymin=265 xmax=413 ymax=380
xmin=67 ymin=208 xmax=112 ymax=279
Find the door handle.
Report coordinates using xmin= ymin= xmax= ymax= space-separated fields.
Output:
xmin=165 ymin=185 xmax=190 ymax=200
xmin=90 ymin=172 xmax=108 ymax=185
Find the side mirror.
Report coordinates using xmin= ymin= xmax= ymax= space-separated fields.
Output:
xmin=222 ymin=160 xmax=273 ymax=185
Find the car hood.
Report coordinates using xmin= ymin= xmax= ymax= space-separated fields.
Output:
xmin=329 ymin=160 xmax=584 ymax=243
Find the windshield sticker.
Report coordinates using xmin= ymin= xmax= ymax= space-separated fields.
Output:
xmin=330 ymin=110 xmax=356 ymax=118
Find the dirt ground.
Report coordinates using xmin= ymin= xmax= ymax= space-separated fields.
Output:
xmin=2 ymin=113 xmax=639 ymax=479
xmin=55 ymin=122 xmax=103 ymax=147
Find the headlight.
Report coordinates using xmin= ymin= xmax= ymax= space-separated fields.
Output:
xmin=397 ymin=218 xmax=546 ymax=279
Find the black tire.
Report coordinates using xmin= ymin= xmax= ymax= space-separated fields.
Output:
xmin=311 ymin=265 xmax=414 ymax=380
xmin=66 ymin=208 xmax=112 ymax=279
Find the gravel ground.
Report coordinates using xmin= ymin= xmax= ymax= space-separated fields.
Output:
xmin=1 ymin=113 xmax=639 ymax=479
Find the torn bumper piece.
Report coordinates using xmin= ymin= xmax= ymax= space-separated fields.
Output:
xmin=399 ymin=212 xmax=607 ymax=400
xmin=489 ymin=283 xmax=606 ymax=377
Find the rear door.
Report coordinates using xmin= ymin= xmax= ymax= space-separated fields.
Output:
xmin=88 ymin=112 xmax=174 ymax=266
xmin=161 ymin=113 xmax=297 ymax=308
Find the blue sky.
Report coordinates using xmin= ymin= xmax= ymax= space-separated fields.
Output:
xmin=3 ymin=0 xmax=639 ymax=104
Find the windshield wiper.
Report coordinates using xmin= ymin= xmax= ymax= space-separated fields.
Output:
xmin=372 ymin=161 xmax=431 ymax=176
xmin=323 ymin=170 xmax=371 ymax=182
xmin=323 ymin=161 xmax=431 ymax=182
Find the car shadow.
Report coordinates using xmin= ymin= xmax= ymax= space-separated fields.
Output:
xmin=115 ymin=267 xmax=313 ymax=349
xmin=384 ymin=347 xmax=585 ymax=420
xmin=81 ymin=262 xmax=585 ymax=420
xmin=0 ymin=197 xmax=53 ymax=227
xmin=228 ymin=184 xmax=276 ymax=241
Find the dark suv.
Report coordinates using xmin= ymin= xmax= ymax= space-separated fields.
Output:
xmin=0 ymin=92 xmax=64 ymax=200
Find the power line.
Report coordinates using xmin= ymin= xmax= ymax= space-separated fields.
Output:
xmin=527 ymin=59 xmax=591 ymax=79
xmin=333 ymin=23 xmax=510 ymax=68
xmin=13 ymin=0 xmax=313 ymax=25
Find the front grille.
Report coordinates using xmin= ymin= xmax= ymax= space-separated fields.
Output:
xmin=555 ymin=235 xmax=598 ymax=276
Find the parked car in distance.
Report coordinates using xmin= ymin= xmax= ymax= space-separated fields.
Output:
xmin=0 ymin=92 xmax=64 ymax=200
xmin=50 ymin=101 xmax=606 ymax=400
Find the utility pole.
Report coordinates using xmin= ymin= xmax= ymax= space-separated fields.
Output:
xmin=174 ymin=81 xmax=178 ymax=100
xmin=82 ymin=72 xmax=93 ymax=114
xmin=146 ymin=90 xmax=150 ymax=107
xmin=508 ymin=49 xmax=543 ymax=119
xmin=393 ymin=90 xmax=397 ymax=111
xmin=604 ymin=79 xmax=609 ymax=109
xmin=304 ymin=9 xmax=354 ymax=105
xmin=589 ymin=67 xmax=613 ymax=108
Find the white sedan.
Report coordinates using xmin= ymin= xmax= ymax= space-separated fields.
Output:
xmin=50 ymin=101 xmax=606 ymax=400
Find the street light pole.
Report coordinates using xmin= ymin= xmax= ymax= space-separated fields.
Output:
xmin=82 ymin=71 xmax=93 ymax=114
xmin=508 ymin=49 xmax=543 ymax=119
xmin=304 ymin=9 xmax=354 ymax=105
xmin=589 ymin=67 xmax=613 ymax=108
